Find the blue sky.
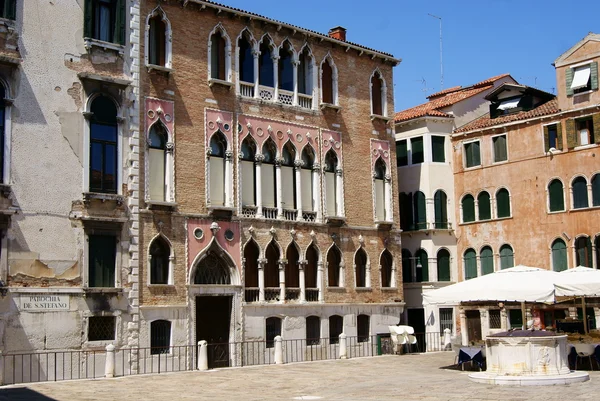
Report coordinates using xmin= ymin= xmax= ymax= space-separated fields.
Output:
xmin=220 ymin=0 xmax=600 ymax=112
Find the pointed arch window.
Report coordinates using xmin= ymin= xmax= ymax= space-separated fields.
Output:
xmin=355 ymin=248 xmax=368 ymax=288
xmin=380 ymin=249 xmax=393 ymax=288
xmin=278 ymin=41 xmax=294 ymax=92
xmin=575 ymin=236 xmax=592 ymax=267
xmin=208 ymin=132 xmax=227 ymax=207
xmin=329 ymin=315 xmax=343 ymax=344
xmin=321 ymin=57 xmax=337 ymax=105
xmin=148 ymin=13 xmax=167 ymax=67
xmin=415 ymin=249 xmax=428 ymax=282
xmin=240 ymin=137 xmax=257 ymax=208
xmin=437 ymin=249 xmax=450 ymax=282
xmin=149 ymin=236 xmax=170 ymax=284
xmin=477 ymin=191 xmax=491 ymax=220
xmin=592 ymin=174 xmax=600 ymax=206
xmin=324 ymin=150 xmax=339 ymax=217
xmin=89 ymin=95 xmax=118 ymax=194
xmin=434 ymin=190 xmax=448 ymax=229
xmin=148 ymin=123 xmax=167 ymax=201
xmin=374 ymin=158 xmax=387 ymax=221
xmin=370 ymin=70 xmax=386 ymax=116
xmin=298 ymin=48 xmax=314 ymax=96
xmin=264 ymin=242 xmax=280 ymax=290
xmin=572 ymin=176 xmax=589 ymax=209
xmin=464 ymin=248 xmax=477 ymax=280
xmin=401 ymin=249 xmax=412 ymax=283
xmin=327 ymin=245 xmax=342 ymax=287
xmin=243 ymin=240 xmax=259 ymax=302
xmin=462 ymin=194 xmax=475 ymax=223
xmin=210 ymin=29 xmax=228 ymax=81
xmin=301 ymin=147 xmax=315 ymax=213
xmin=194 ymin=251 xmax=231 ymax=285
xmin=480 ymin=246 xmax=494 ymax=275
xmin=281 ymin=142 xmax=296 ymax=211
xmin=305 ymin=244 xmax=319 ymax=301
xmin=496 ymin=188 xmax=511 ymax=218
xmin=261 ymin=139 xmax=277 ymax=212
xmin=548 ymin=179 xmax=565 ymax=212
xmin=552 ymin=239 xmax=568 ymax=272
xmin=414 ymin=191 xmax=427 ymax=230
xmin=285 ymin=244 xmax=300 ymax=300
xmin=259 ymin=40 xmax=274 ymax=88
xmin=499 ymin=244 xmax=514 ymax=270
xmin=238 ymin=33 xmax=254 ymax=84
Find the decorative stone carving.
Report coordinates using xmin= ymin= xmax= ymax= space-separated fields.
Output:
xmin=294 ymin=160 xmax=305 ymax=168
xmin=358 ymin=235 xmax=365 ymax=246
xmin=254 ymin=154 xmax=265 ymax=163
xmin=269 ymin=226 xmax=276 ymax=237
xmin=225 ymin=150 xmax=233 ymax=160
xmin=210 ymin=221 xmax=220 ymax=235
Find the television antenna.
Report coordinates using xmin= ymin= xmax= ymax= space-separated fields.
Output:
xmin=428 ymin=13 xmax=443 ymax=89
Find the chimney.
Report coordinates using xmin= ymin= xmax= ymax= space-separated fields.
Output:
xmin=328 ymin=26 xmax=347 ymax=41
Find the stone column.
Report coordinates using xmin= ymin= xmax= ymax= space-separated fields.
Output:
xmin=252 ymin=50 xmax=260 ymax=99
xmin=312 ymin=163 xmax=321 ymax=222
xmin=292 ymin=60 xmax=299 ymax=106
xmin=479 ymin=308 xmax=489 ymax=339
xmin=317 ymin=261 xmax=324 ymax=302
xmin=299 ymin=260 xmax=307 ymax=302
xmin=258 ymin=258 xmax=266 ymax=302
xmin=278 ymin=259 xmax=286 ymax=303
xmin=500 ymin=307 xmax=508 ymax=331
xmin=275 ymin=158 xmax=283 ymax=218
xmin=272 ymin=55 xmax=280 ymax=103
xmin=225 ymin=150 xmax=233 ymax=207
xmin=274 ymin=336 xmax=283 ymax=364
xmin=390 ymin=259 xmax=397 ymax=288
xmin=384 ymin=174 xmax=392 ymax=222
xmin=166 ymin=142 xmax=174 ymax=202
xmin=294 ymin=160 xmax=304 ymax=221
xmin=459 ymin=309 xmax=468 ymax=345
xmin=339 ymin=261 xmax=345 ymax=288
xmin=255 ymin=154 xmax=264 ymax=217
xmin=335 ymin=168 xmax=344 ymax=217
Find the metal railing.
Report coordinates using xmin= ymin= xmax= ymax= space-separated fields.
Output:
xmin=282 ymin=208 xmax=297 ymax=221
xmin=244 ymin=287 xmax=260 ymax=302
xmin=264 ymin=287 xmax=280 ymax=301
xmin=240 ymin=82 xmax=254 ymax=98
xmin=306 ymin=288 xmax=319 ymax=302
xmin=298 ymin=93 xmax=312 ymax=109
xmin=285 ymin=287 xmax=300 ymax=300
xmin=262 ymin=207 xmax=278 ymax=219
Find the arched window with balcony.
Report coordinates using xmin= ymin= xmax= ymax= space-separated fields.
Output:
xmin=281 ymin=142 xmax=296 ymax=216
xmin=548 ymin=179 xmax=565 ymax=212
xmin=89 ymin=94 xmax=119 ymax=194
xmin=355 ymin=248 xmax=368 ymax=288
xmin=373 ymin=158 xmax=387 ymax=221
xmin=327 ymin=245 xmax=342 ymax=287
xmin=238 ymin=30 xmax=255 ymax=96
xmin=305 ymin=243 xmax=319 ymax=301
xmin=209 ymin=25 xmax=231 ymax=81
xmin=462 ymin=194 xmax=475 ymax=223
xmin=147 ymin=10 xmax=169 ymax=67
xmin=264 ymin=242 xmax=280 ymax=300
xmin=149 ymin=235 xmax=171 ymax=285
xmin=477 ymin=191 xmax=491 ymax=220
xmin=148 ymin=122 xmax=168 ymax=201
xmin=285 ymin=243 xmax=300 ymax=300
xmin=496 ymin=188 xmax=511 ymax=218
xmin=261 ymin=139 xmax=277 ymax=217
xmin=480 ymin=246 xmax=494 ymax=275
xmin=301 ymin=146 xmax=316 ymax=219
xmin=320 ymin=55 xmax=338 ymax=105
xmin=208 ymin=131 xmax=227 ymax=207
xmin=434 ymin=190 xmax=448 ymax=229
xmin=259 ymin=37 xmax=274 ymax=88
xmin=499 ymin=244 xmax=514 ymax=270
xmin=324 ymin=150 xmax=339 ymax=217
xmin=243 ymin=239 xmax=260 ymax=302
xmin=437 ymin=249 xmax=450 ymax=282
xmin=380 ymin=249 xmax=393 ymax=288
xmin=552 ymin=238 xmax=568 ymax=272
xmin=298 ymin=46 xmax=314 ymax=108
xmin=278 ymin=40 xmax=294 ymax=96
xmin=464 ymin=248 xmax=477 ymax=280
xmin=415 ymin=249 xmax=428 ymax=282
xmin=575 ymin=236 xmax=592 ymax=267
xmin=572 ymin=176 xmax=589 ymax=209
xmin=240 ymin=136 xmax=257 ymax=212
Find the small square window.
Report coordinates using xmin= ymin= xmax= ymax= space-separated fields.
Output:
xmin=396 ymin=140 xmax=408 ymax=167
xmin=464 ymin=141 xmax=481 ymax=168
xmin=492 ymin=135 xmax=507 ymax=163
xmin=431 ymin=136 xmax=445 ymax=162
xmin=88 ymin=316 xmax=116 ymax=341
xmin=411 ymin=137 xmax=424 ymax=164
xmin=489 ymin=310 xmax=502 ymax=329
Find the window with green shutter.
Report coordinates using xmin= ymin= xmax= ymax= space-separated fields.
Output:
xmin=84 ymin=0 xmax=126 ymax=45
xmin=462 ymin=194 xmax=475 ymax=223
xmin=548 ymin=179 xmax=565 ymax=212
xmin=434 ymin=190 xmax=448 ymax=229
xmin=413 ymin=191 xmax=427 ymax=230
xmin=415 ymin=249 xmax=429 ymax=282
xmin=480 ymin=246 xmax=494 ymax=275
xmin=411 ymin=137 xmax=424 ymax=164
xmin=499 ymin=244 xmax=514 ymax=270
xmin=402 ymin=249 xmax=413 ymax=283
xmin=464 ymin=141 xmax=481 ymax=168
xmin=437 ymin=249 xmax=450 ymax=282
xmin=396 ymin=140 xmax=408 ymax=166
xmin=592 ymin=174 xmax=600 ymax=206
xmin=0 ymin=0 xmax=16 ymax=20
xmin=496 ymin=188 xmax=511 ymax=218
xmin=464 ymin=249 xmax=477 ymax=280
xmin=89 ymin=234 xmax=117 ymax=287
xmin=552 ymin=239 xmax=568 ymax=272
xmin=477 ymin=191 xmax=491 ymax=220
xmin=431 ymin=136 xmax=445 ymax=162
xmin=572 ymin=176 xmax=589 ymax=209
xmin=492 ymin=135 xmax=507 ymax=162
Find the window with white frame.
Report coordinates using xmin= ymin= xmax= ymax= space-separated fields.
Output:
xmin=327 ymin=245 xmax=342 ymax=288
xmin=280 ymin=142 xmax=296 ymax=214
xmin=572 ymin=176 xmax=589 ymax=209
xmin=148 ymin=122 xmax=168 ymax=201
xmin=208 ymin=132 xmax=227 ymax=207
xmin=320 ymin=55 xmax=338 ymax=106
xmin=238 ymin=31 xmax=255 ymax=95
xmin=149 ymin=235 xmax=171 ymax=285
xmin=89 ymin=95 xmax=119 ymax=194
xmin=301 ymin=146 xmax=315 ymax=216
xmin=370 ymin=70 xmax=386 ymax=117
xmin=431 ymin=135 xmax=445 ymax=163
xmin=297 ymin=47 xmax=315 ymax=108
xmin=240 ymin=136 xmax=257 ymax=210
xmin=355 ymin=247 xmax=368 ymax=288
xmin=567 ymin=62 xmax=598 ymax=96
xmin=373 ymin=158 xmax=387 ymax=221
xmin=324 ymin=150 xmax=339 ymax=217
xmin=260 ymin=139 xmax=277 ymax=215
xmin=146 ymin=8 xmax=172 ymax=69
xmin=209 ymin=26 xmax=230 ymax=81
xmin=258 ymin=37 xmax=275 ymax=89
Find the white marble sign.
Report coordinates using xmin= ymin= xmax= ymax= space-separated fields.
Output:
xmin=19 ymin=294 xmax=70 ymax=311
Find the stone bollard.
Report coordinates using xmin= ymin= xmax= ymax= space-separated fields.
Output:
xmin=274 ymin=336 xmax=283 ymax=364
xmin=197 ymin=340 xmax=208 ymax=371
xmin=105 ymin=344 xmax=115 ymax=378
xmin=443 ymin=328 xmax=452 ymax=350
xmin=339 ymin=333 xmax=347 ymax=359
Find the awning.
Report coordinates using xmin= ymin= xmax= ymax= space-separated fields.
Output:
xmin=497 ymin=98 xmax=520 ymax=110
xmin=570 ymin=66 xmax=591 ymax=90
xmin=554 ymin=266 xmax=600 ymax=297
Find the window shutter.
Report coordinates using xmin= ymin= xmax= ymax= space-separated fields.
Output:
xmin=473 ymin=141 xmax=481 ymax=166
xmin=115 ymin=0 xmax=126 ymax=45
xmin=465 ymin=143 xmax=473 ymax=167
xmin=566 ymin=119 xmax=577 ymax=148
xmin=556 ymin=122 xmax=563 ymax=150
xmin=591 ymin=61 xmax=599 ymax=91
xmin=593 ymin=113 xmax=600 ymax=144
xmin=5 ymin=0 xmax=16 ymax=20
xmin=543 ymin=125 xmax=550 ymax=152
xmin=565 ymin=67 xmax=574 ymax=97
xmin=84 ymin=0 xmax=93 ymax=38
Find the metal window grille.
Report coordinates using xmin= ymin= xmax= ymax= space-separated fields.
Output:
xmin=150 ymin=320 xmax=171 ymax=354
xmin=265 ymin=317 xmax=281 ymax=348
xmin=88 ymin=316 xmax=115 ymax=341
xmin=439 ymin=308 xmax=453 ymax=333
xmin=489 ymin=310 xmax=502 ymax=329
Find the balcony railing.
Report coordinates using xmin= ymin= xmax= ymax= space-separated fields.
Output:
xmin=263 ymin=207 xmax=278 ymax=220
xmin=298 ymin=93 xmax=312 ymax=109
xmin=277 ymin=89 xmax=293 ymax=106
xmin=264 ymin=288 xmax=280 ymax=302
xmin=258 ymin=86 xmax=274 ymax=101
xmin=244 ymin=288 xmax=259 ymax=303
xmin=302 ymin=211 xmax=316 ymax=222
xmin=306 ymin=288 xmax=319 ymax=302
xmin=240 ymin=82 xmax=254 ymax=98
xmin=285 ymin=288 xmax=300 ymax=300
xmin=283 ymin=209 xmax=297 ymax=221
xmin=241 ymin=205 xmax=257 ymax=218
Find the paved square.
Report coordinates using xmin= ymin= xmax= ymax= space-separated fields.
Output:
xmin=1 ymin=352 xmax=598 ymax=401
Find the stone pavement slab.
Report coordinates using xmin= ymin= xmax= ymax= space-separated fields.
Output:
xmin=0 ymin=352 xmax=598 ymax=401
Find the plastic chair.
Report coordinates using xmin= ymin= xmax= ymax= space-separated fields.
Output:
xmin=574 ymin=343 xmax=596 ymax=370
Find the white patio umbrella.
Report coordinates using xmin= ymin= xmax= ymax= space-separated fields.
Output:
xmin=423 ymin=265 xmax=559 ymax=305
xmin=554 ymin=266 xmax=600 ymax=334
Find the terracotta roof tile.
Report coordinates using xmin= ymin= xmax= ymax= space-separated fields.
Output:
xmin=455 ymin=98 xmax=560 ymax=133
xmin=395 ymin=74 xmax=512 ymax=123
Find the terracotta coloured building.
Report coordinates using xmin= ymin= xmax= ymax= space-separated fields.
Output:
xmin=137 ymin=0 xmax=402 ymax=366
